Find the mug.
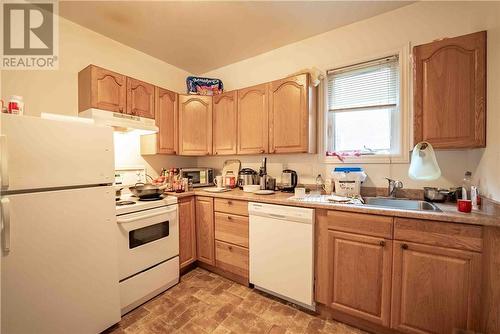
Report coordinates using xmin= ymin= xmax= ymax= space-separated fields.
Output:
xmin=457 ymin=199 xmax=472 ymax=213
xmin=214 ymin=175 xmax=223 ymax=188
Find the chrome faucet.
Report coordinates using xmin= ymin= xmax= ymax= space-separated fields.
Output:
xmin=386 ymin=178 xmax=403 ymax=198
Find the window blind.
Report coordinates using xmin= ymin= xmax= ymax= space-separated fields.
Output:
xmin=327 ymin=56 xmax=399 ymax=112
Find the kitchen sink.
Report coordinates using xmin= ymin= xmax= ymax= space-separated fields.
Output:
xmin=363 ymin=197 xmax=441 ymax=212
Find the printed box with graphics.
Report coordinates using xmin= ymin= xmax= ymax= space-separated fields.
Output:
xmin=1 ymin=0 xmax=59 ymax=70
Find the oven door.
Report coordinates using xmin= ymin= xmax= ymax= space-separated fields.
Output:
xmin=116 ymin=205 xmax=178 ymax=280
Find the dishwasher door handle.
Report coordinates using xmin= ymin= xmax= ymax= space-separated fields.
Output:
xmin=268 ymin=213 xmax=286 ymax=219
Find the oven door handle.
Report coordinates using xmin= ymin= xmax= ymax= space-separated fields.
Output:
xmin=117 ymin=207 xmax=177 ymax=224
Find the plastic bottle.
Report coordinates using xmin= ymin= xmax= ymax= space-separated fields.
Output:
xmin=461 ymin=171 xmax=472 ymax=200
xmin=315 ymin=174 xmax=324 ymax=193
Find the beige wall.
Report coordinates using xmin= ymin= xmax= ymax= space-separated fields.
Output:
xmin=199 ymin=1 xmax=500 ymax=200
xmin=1 ymin=16 xmax=196 ymax=176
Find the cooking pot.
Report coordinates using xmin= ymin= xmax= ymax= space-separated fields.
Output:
xmin=238 ymin=168 xmax=258 ymax=189
xmin=423 ymin=187 xmax=450 ymax=203
xmin=129 ymin=182 xmax=168 ymax=199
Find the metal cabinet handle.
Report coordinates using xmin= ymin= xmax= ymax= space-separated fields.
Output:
xmin=379 ymin=240 xmax=386 ymax=247
xmin=401 ymin=243 xmax=408 ymax=250
xmin=1 ymin=198 xmax=11 ymax=253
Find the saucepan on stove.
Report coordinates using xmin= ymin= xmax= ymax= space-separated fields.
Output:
xmin=129 ymin=182 xmax=169 ymax=199
xmin=423 ymin=187 xmax=450 ymax=203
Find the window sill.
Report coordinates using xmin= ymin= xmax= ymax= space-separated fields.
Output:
xmin=323 ymin=153 xmax=409 ymax=164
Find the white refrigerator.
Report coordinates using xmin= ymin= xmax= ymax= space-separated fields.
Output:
xmin=0 ymin=114 xmax=121 ymax=334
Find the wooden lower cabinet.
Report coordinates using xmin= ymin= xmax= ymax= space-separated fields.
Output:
xmin=327 ymin=231 xmax=392 ymax=326
xmin=215 ymin=240 xmax=249 ymax=278
xmin=316 ymin=210 xmax=484 ymax=334
xmin=317 ymin=223 xmax=392 ymax=327
xmin=178 ymin=196 xmax=196 ymax=269
xmin=215 ymin=212 xmax=249 ymax=248
xmin=391 ymin=241 xmax=482 ymax=334
xmin=195 ymin=196 xmax=215 ymax=265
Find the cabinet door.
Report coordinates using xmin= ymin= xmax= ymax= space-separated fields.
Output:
xmin=413 ymin=31 xmax=486 ymax=148
xmin=79 ymin=65 xmax=126 ymax=113
xmin=179 ymin=196 xmax=196 ymax=269
xmin=237 ymin=83 xmax=269 ymax=154
xmin=213 ymin=91 xmax=237 ymax=155
xmin=178 ymin=95 xmax=213 ymax=156
xmin=391 ymin=241 xmax=482 ymax=334
xmin=155 ymin=87 xmax=178 ymax=154
xmin=269 ymin=74 xmax=310 ymax=153
xmin=326 ymin=231 xmax=392 ymax=326
xmin=126 ymin=78 xmax=155 ymax=118
xmin=195 ymin=196 xmax=215 ymax=265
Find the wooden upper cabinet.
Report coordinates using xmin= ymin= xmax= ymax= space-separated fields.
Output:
xmin=195 ymin=196 xmax=215 ymax=266
xmin=179 ymin=196 xmax=197 ymax=269
xmin=155 ymin=87 xmax=178 ymax=154
xmin=237 ymin=83 xmax=269 ymax=154
xmin=391 ymin=241 xmax=482 ymax=334
xmin=269 ymin=74 xmax=315 ymax=153
xmin=213 ymin=91 xmax=237 ymax=155
xmin=413 ymin=31 xmax=486 ymax=148
xmin=126 ymin=77 xmax=155 ymax=119
xmin=78 ymin=65 xmax=126 ymax=113
xmin=178 ymin=95 xmax=213 ymax=156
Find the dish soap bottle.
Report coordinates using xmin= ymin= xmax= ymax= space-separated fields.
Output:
xmin=314 ymin=174 xmax=324 ymax=195
xmin=461 ymin=171 xmax=472 ymax=200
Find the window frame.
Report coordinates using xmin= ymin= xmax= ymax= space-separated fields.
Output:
xmin=321 ymin=45 xmax=411 ymax=164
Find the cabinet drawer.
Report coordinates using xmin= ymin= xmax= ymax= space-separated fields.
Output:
xmin=317 ymin=209 xmax=393 ymax=239
xmin=214 ymin=198 xmax=248 ymax=216
xmin=394 ymin=218 xmax=482 ymax=252
xmin=215 ymin=212 xmax=249 ymax=247
xmin=215 ymin=241 xmax=248 ymax=278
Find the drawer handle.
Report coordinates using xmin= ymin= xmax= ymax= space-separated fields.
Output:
xmin=228 ymin=246 xmax=233 ymax=251
xmin=227 ymin=200 xmax=232 ymax=205
xmin=401 ymin=243 xmax=408 ymax=250
xmin=379 ymin=240 xmax=386 ymax=247
xmin=227 ymin=216 xmax=233 ymax=220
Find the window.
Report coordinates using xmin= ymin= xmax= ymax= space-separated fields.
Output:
xmin=327 ymin=55 xmax=401 ymax=158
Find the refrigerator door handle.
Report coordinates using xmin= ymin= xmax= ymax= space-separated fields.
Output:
xmin=1 ymin=197 xmax=11 ymax=253
xmin=0 ymin=135 xmax=8 ymax=190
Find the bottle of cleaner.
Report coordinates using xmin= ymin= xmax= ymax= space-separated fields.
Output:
xmin=461 ymin=171 xmax=472 ymax=200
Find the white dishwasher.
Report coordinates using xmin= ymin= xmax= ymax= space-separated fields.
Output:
xmin=248 ymin=202 xmax=315 ymax=310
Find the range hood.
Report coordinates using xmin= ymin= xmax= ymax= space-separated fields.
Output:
xmin=79 ymin=108 xmax=158 ymax=135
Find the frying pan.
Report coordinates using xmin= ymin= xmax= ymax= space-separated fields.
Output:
xmin=129 ymin=182 xmax=169 ymax=199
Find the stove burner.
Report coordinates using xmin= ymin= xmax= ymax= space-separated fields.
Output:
xmin=138 ymin=197 xmax=163 ymax=202
xmin=116 ymin=201 xmax=136 ymax=206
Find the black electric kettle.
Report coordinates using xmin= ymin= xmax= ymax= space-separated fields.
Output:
xmin=280 ymin=169 xmax=298 ymax=192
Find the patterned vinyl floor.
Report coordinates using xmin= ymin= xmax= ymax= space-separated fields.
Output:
xmin=104 ymin=268 xmax=367 ymax=334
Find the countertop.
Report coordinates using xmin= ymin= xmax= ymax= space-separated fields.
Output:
xmin=168 ymin=189 xmax=500 ymax=227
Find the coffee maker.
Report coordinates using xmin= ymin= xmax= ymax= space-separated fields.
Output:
xmin=280 ymin=169 xmax=298 ymax=192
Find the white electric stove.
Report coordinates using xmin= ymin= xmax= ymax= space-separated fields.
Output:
xmin=114 ymin=167 xmax=179 ymax=315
